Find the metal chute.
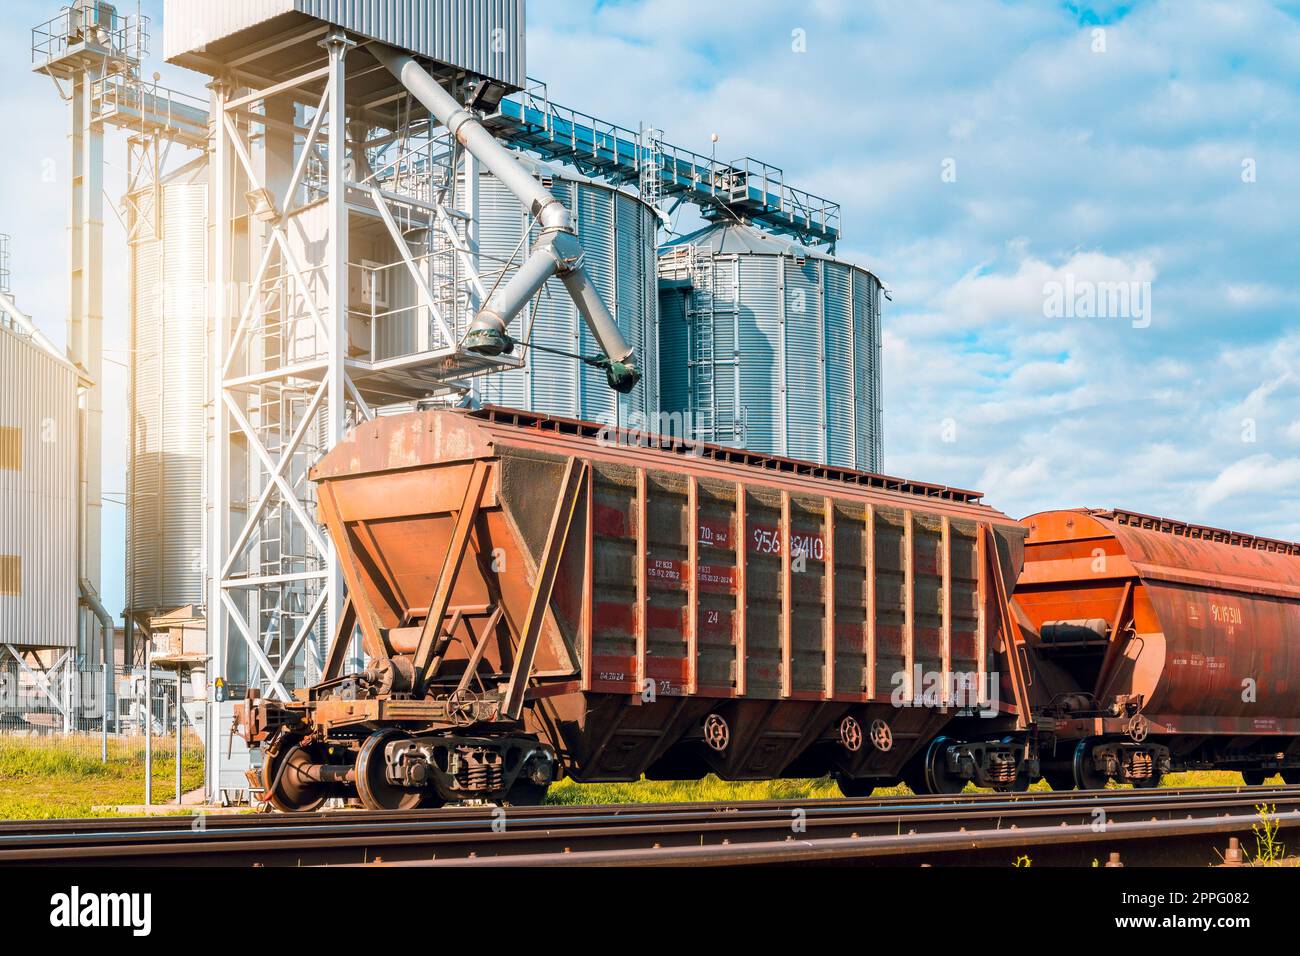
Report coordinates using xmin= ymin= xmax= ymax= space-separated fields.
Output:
xmin=369 ymin=42 xmax=641 ymax=394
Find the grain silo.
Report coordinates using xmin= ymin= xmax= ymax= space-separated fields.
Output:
xmin=466 ymin=154 xmax=659 ymax=427
xmin=124 ymin=158 xmax=208 ymax=635
xmin=0 ymin=293 xmax=81 ymax=726
xmin=657 ymin=222 xmax=883 ymax=471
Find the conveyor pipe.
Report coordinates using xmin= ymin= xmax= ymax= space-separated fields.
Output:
xmin=80 ymin=579 xmax=116 ymax=744
xmin=369 ymin=43 xmax=639 ymax=393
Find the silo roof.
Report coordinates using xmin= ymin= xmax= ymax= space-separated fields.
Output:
xmin=662 ymin=221 xmax=881 ymax=282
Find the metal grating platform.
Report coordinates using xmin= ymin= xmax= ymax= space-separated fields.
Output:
xmin=484 ymin=80 xmax=842 ymax=248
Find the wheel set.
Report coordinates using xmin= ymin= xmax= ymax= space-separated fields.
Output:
xmin=260 ymin=730 xmax=553 ymax=812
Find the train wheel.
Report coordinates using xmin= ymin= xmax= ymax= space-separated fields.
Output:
xmin=1242 ymin=769 xmax=1270 ymax=787
xmin=1041 ymin=764 xmax=1076 ymax=792
xmin=356 ymin=730 xmax=424 ymax=812
xmin=1073 ymin=740 xmax=1111 ymax=791
xmin=924 ymin=737 xmax=968 ymax=795
xmin=835 ymin=774 xmax=878 ymax=798
xmin=262 ymin=745 xmax=328 ymax=813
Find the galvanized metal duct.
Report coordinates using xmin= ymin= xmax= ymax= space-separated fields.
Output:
xmin=79 ymin=579 xmax=114 ymax=636
xmin=369 ymin=42 xmax=640 ymax=393
xmin=0 ymin=291 xmax=74 ymax=372
xmin=80 ymin=579 xmax=116 ymax=730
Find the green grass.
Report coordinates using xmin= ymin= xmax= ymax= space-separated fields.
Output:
xmin=546 ymin=769 xmax=1266 ymax=806
xmin=0 ymin=735 xmax=204 ymax=820
xmin=547 ymin=775 xmax=851 ymax=805
xmin=0 ymin=736 xmax=1283 ymax=820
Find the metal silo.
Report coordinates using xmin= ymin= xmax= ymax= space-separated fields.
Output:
xmin=657 ymin=222 xmax=883 ymax=472
xmin=466 ymin=154 xmax=659 ymax=427
xmin=125 ymin=158 xmax=208 ymax=626
xmin=0 ymin=312 xmax=80 ymax=650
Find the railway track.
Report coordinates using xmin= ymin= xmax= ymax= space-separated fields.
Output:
xmin=1 ymin=785 xmax=1296 ymax=867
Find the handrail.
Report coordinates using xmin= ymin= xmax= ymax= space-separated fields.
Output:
xmin=493 ymin=78 xmax=841 ymax=244
xmin=32 ymin=7 xmax=149 ymax=69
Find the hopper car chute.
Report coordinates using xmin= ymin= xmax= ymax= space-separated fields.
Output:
xmin=238 ymin=407 xmax=1036 ymax=810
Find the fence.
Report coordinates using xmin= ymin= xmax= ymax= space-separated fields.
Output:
xmin=0 ymin=657 xmax=209 ymax=808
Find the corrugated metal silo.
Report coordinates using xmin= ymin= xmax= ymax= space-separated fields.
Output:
xmin=468 ymin=155 xmax=659 ymax=427
xmin=657 ymin=222 xmax=883 ymax=471
xmin=126 ymin=159 xmax=208 ymax=616
xmin=0 ymin=320 xmax=79 ymax=648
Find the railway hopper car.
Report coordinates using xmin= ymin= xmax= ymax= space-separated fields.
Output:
xmin=1016 ymin=509 xmax=1300 ymax=790
xmin=238 ymin=407 xmax=1033 ymax=810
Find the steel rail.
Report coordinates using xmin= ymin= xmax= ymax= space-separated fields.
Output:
xmin=0 ymin=782 xmax=1285 ymax=836
xmin=389 ymin=813 xmax=1297 ymax=868
xmin=0 ymin=785 xmax=1294 ymax=867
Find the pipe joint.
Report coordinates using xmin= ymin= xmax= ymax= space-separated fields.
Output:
xmin=537 ymin=198 xmax=574 ymax=234
xmin=446 ymin=108 xmax=477 ymax=142
xmin=548 ymin=231 xmax=586 ymax=274
xmin=465 ymin=310 xmax=513 ymax=357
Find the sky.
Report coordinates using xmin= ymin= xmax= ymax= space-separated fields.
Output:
xmin=3 ymin=0 xmax=1299 ymax=620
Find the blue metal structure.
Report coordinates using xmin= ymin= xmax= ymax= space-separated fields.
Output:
xmin=485 ymin=80 xmax=841 ymax=249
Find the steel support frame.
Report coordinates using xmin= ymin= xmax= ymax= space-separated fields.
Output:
xmin=411 ymin=461 xmax=493 ymax=687
xmin=1 ymin=645 xmax=73 ymax=723
xmin=981 ymin=523 xmax=1033 ymax=727
xmin=1094 ymin=580 xmax=1135 ymax=702
xmin=207 ymin=41 xmax=366 ymax=797
xmin=501 ymin=458 xmax=588 ymax=720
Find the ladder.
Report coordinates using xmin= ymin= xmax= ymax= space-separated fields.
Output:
xmin=686 ymin=248 xmax=715 ymax=441
xmin=639 ymin=126 xmax=664 ymax=211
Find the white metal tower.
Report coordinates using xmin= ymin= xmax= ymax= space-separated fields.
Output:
xmin=31 ymin=1 xmax=138 ymax=662
xmin=34 ymin=1 xmax=213 ymax=675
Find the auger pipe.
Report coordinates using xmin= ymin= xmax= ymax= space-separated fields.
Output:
xmin=370 ymin=42 xmax=639 ymax=390
xmin=370 ymin=43 xmax=570 ymax=233
xmin=477 ymin=237 xmax=565 ymax=336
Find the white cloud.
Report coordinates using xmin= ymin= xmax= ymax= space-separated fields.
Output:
xmin=976 ymin=456 xmax=1053 ymax=503
xmin=935 ymin=251 xmax=1158 ymax=332
xmin=1197 ymin=455 xmax=1300 ymax=510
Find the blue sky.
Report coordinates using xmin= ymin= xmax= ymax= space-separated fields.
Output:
xmin=3 ymin=0 xmax=1299 ymax=619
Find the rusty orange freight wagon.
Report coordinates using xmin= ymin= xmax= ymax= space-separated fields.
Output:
xmin=239 ymin=407 xmax=1032 ymax=810
xmin=1016 ymin=509 xmax=1300 ymax=790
